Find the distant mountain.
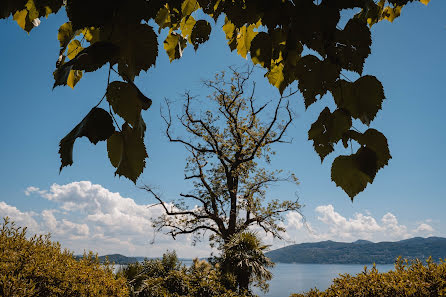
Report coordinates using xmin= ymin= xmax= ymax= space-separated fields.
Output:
xmin=266 ymin=237 xmax=446 ymax=264
xmin=74 ymin=254 xmax=145 ymax=264
xmin=98 ymin=254 xmax=146 ymax=264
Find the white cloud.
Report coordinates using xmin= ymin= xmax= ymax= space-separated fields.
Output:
xmin=20 ymin=181 xmax=210 ymax=257
xmin=268 ymin=205 xmax=425 ymax=244
xmin=2 ymin=184 xmax=441 ymax=258
xmin=381 ymin=212 xmax=409 ymax=238
xmin=314 ymin=204 xmax=382 ymax=240
xmin=0 ymin=201 xmax=39 ymax=233
xmin=414 ymin=223 xmax=434 ymax=233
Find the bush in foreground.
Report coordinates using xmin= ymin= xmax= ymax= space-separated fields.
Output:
xmin=0 ymin=217 xmax=128 ymax=297
xmin=292 ymin=257 xmax=446 ymax=297
xmin=118 ymin=251 xmax=250 ymax=297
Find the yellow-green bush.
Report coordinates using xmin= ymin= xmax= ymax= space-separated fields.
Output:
xmin=118 ymin=251 xmax=249 ymax=297
xmin=0 ymin=217 xmax=128 ymax=297
xmin=291 ymin=257 xmax=446 ymax=297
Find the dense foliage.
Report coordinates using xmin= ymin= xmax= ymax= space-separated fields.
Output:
xmin=219 ymin=231 xmax=275 ymax=292
xmin=0 ymin=0 xmax=430 ymax=198
xmin=0 ymin=217 xmax=128 ymax=297
xmin=117 ymin=251 xmax=250 ymax=297
xmin=291 ymin=257 xmax=446 ymax=297
xmin=266 ymin=237 xmax=446 ymax=264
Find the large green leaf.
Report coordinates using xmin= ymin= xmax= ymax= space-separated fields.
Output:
xmin=107 ymin=123 xmax=147 ymax=183
xmin=331 ymin=151 xmax=374 ymax=200
xmin=106 ymin=81 xmax=151 ymax=130
xmin=57 ymin=22 xmax=74 ymax=49
xmin=295 ymin=55 xmax=340 ymax=108
xmin=67 ymin=39 xmax=83 ymax=60
xmin=164 ymin=31 xmax=188 ymax=62
xmin=190 ymin=19 xmax=211 ymax=50
xmin=346 ymin=128 xmax=392 ymax=170
xmin=328 ymin=19 xmax=371 ymax=74
xmin=113 ymin=23 xmax=158 ymax=81
xmin=59 ymin=107 xmax=115 ymax=172
xmin=236 ymin=22 xmax=258 ymax=58
xmin=181 ymin=0 xmax=198 ymax=16
xmin=331 ymin=75 xmax=385 ymax=125
xmin=308 ymin=107 xmax=352 ymax=162
xmin=332 ymin=128 xmax=391 ymax=199
xmin=250 ymin=32 xmax=272 ymax=68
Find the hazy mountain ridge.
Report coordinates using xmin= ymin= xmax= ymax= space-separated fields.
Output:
xmin=266 ymin=237 xmax=446 ymax=264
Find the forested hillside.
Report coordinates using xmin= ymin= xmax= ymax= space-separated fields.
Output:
xmin=267 ymin=237 xmax=446 ymax=264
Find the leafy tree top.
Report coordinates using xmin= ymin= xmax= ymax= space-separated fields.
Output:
xmin=0 ymin=0 xmax=429 ymax=199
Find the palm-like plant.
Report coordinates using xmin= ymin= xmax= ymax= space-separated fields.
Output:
xmin=220 ymin=231 xmax=275 ymax=293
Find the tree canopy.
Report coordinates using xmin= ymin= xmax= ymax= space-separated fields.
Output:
xmin=0 ymin=0 xmax=429 ymax=199
xmin=147 ymin=67 xmax=301 ymax=244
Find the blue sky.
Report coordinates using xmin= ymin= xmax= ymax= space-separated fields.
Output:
xmin=0 ymin=2 xmax=445 ymax=257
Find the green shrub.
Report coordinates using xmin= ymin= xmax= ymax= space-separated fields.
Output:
xmin=291 ymin=257 xmax=446 ymax=297
xmin=0 ymin=217 xmax=128 ymax=297
xmin=118 ymin=251 xmax=250 ymax=297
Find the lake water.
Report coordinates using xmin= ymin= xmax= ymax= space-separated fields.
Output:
xmin=181 ymin=260 xmax=394 ymax=297
xmin=115 ymin=260 xmax=394 ymax=297
xmin=251 ymin=263 xmax=394 ymax=297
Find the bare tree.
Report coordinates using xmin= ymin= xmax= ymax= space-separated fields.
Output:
xmin=145 ymin=66 xmax=301 ymax=246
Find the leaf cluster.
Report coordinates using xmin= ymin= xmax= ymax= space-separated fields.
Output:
xmin=0 ymin=0 xmax=429 ymax=197
xmin=0 ymin=217 xmax=128 ymax=297
xmin=292 ymin=257 xmax=446 ymax=297
xmin=218 ymin=231 xmax=275 ymax=293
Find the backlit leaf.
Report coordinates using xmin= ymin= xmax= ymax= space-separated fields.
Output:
xmin=331 ymin=152 xmax=373 ymax=199
xmin=222 ymin=17 xmax=237 ymax=51
xmin=180 ymin=15 xmax=196 ymax=42
xmin=70 ymin=41 xmax=119 ymax=72
xmin=106 ymin=81 xmax=152 ymax=128
xmin=67 ymin=39 xmax=83 ymax=60
xmin=295 ymin=55 xmax=340 ymax=108
xmin=59 ymin=107 xmax=115 ymax=172
xmin=12 ymin=0 xmax=62 ymax=32
xmin=308 ymin=108 xmax=352 ymax=162
xmin=58 ymin=22 xmax=74 ymax=49
xmin=67 ymin=70 xmax=83 ymax=89
xmin=113 ymin=23 xmax=158 ymax=81
xmin=164 ymin=31 xmax=187 ymax=62
xmin=250 ymin=32 xmax=272 ymax=68
xmin=190 ymin=20 xmax=211 ymax=50
xmin=328 ymin=19 xmax=371 ymax=74
xmin=108 ymin=123 xmax=148 ymax=183
xmin=236 ymin=23 xmax=258 ymax=58
xmin=107 ymin=132 xmax=123 ymax=168
xmin=347 ymin=128 xmax=391 ymax=170
xmin=181 ymin=0 xmax=198 ymax=16
xmin=331 ymin=75 xmax=385 ymax=125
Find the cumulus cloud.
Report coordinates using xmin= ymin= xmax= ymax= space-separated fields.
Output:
xmin=283 ymin=204 xmax=434 ymax=243
xmin=1 ymin=183 xmax=440 ymax=257
xmin=314 ymin=204 xmax=383 ymax=240
xmin=18 ymin=181 xmax=210 ymax=257
xmin=414 ymin=223 xmax=434 ymax=234
xmin=0 ymin=201 xmax=39 ymax=233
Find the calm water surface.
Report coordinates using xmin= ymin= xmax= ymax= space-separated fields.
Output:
xmin=253 ymin=263 xmax=394 ymax=297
